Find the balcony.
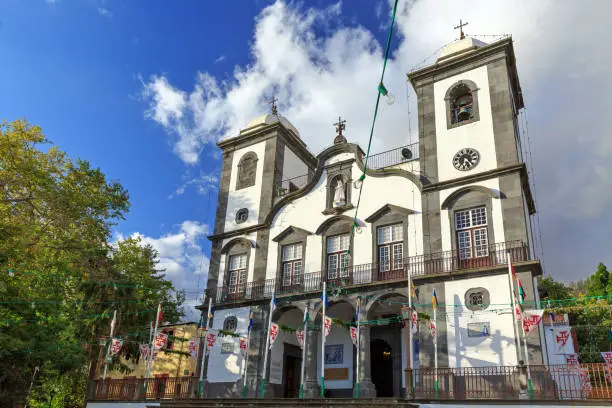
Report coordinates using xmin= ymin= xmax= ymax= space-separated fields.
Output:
xmin=274 ymin=143 xmax=419 ymax=198
xmin=209 ymin=241 xmax=535 ymax=305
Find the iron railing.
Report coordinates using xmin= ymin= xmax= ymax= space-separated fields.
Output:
xmin=274 ymin=143 xmax=419 ymax=198
xmin=87 ymin=364 xmax=611 ymax=401
xmin=210 ymin=241 xmax=532 ymax=305
xmin=411 ymin=363 xmax=612 ymax=400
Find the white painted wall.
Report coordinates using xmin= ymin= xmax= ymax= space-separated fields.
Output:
xmin=444 ymin=275 xmax=518 ymax=368
xmin=207 ymin=307 xmax=251 ymax=383
xmin=282 ymin=146 xmax=309 ymax=181
xmin=433 ymin=65 xmax=498 ymax=183
xmin=316 ymin=326 xmax=354 ymax=389
xmin=266 ymin=159 xmax=423 ymax=280
xmin=225 ymin=141 xmax=267 ymax=232
xmin=439 ymin=179 xmax=505 ymax=253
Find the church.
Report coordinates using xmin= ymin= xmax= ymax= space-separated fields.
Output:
xmin=198 ymin=34 xmax=545 ymax=399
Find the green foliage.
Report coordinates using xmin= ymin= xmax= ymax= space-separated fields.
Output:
xmin=0 ymin=120 xmax=185 ymax=407
xmin=538 ymin=275 xmax=571 ymax=300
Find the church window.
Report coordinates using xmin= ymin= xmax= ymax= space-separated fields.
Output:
xmin=223 ymin=316 xmax=238 ymax=332
xmin=377 ymin=224 xmax=404 ymax=272
xmin=281 ymin=243 xmax=303 ymax=287
xmin=450 ymin=84 xmax=474 ymax=124
xmin=326 ymin=234 xmax=350 ymax=280
xmin=236 ymin=152 xmax=258 ymax=190
xmin=235 ymin=208 xmax=249 ymax=224
xmin=227 ymin=254 xmax=247 ymax=294
xmin=455 ymin=207 xmax=488 ymax=260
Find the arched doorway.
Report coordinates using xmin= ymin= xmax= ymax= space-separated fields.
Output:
xmin=371 ymin=339 xmax=394 ymax=397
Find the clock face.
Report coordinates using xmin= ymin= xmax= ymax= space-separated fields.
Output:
xmin=453 ymin=148 xmax=480 ymax=171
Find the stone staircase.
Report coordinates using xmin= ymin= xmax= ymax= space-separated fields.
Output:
xmin=156 ymin=399 xmax=418 ymax=408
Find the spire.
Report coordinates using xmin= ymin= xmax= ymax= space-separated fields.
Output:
xmin=333 ymin=116 xmax=347 ymax=145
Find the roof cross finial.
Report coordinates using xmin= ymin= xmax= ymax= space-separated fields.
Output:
xmin=333 ymin=116 xmax=347 ymax=145
xmin=454 ymin=19 xmax=469 ymax=40
xmin=268 ymin=96 xmax=278 ymax=115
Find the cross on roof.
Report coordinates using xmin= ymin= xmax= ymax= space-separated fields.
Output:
xmin=333 ymin=116 xmax=346 ymax=137
xmin=454 ymin=19 xmax=468 ymax=40
xmin=268 ymin=96 xmax=278 ymax=115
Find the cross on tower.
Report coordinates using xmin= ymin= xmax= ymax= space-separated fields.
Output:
xmin=334 ymin=116 xmax=346 ymax=137
xmin=268 ymin=96 xmax=278 ymax=115
xmin=454 ymin=19 xmax=469 ymax=40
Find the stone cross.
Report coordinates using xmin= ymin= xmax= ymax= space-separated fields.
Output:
xmin=333 ymin=116 xmax=346 ymax=138
xmin=268 ymin=96 xmax=278 ymax=115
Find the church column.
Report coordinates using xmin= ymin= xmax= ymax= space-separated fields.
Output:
xmin=303 ymin=325 xmax=320 ymax=397
xmin=355 ymin=326 xmax=377 ymax=397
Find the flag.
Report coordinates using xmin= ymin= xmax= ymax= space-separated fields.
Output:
xmin=206 ymin=330 xmax=217 ymax=349
xmin=187 ymin=339 xmax=198 ymax=358
xmin=522 ymin=309 xmax=544 ymax=335
xmin=601 ymin=352 xmax=612 ymax=368
xmin=549 ymin=310 xmax=556 ymax=323
xmin=410 ymin=310 xmax=418 ymax=334
xmin=350 ymin=326 xmax=358 ymax=347
xmin=208 ymin=306 xmax=214 ymax=321
xmin=110 ymin=338 xmax=123 ymax=355
xmin=157 ymin=308 xmax=163 ymax=323
xmin=270 ymin=292 xmax=277 ymax=314
xmin=554 ymin=328 xmax=571 ymax=350
xmin=432 ymin=289 xmax=438 ymax=309
xmin=565 ymin=353 xmax=580 ymax=365
xmin=296 ymin=330 xmax=305 ymax=348
xmin=321 ymin=289 xmax=328 ymax=309
xmin=517 ymin=279 xmax=526 ymax=304
xmin=269 ymin=323 xmax=279 ymax=349
xmin=323 ymin=316 xmax=332 ymax=337
xmin=410 ymin=279 xmax=416 ymax=298
xmin=429 ymin=320 xmax=437 ymax=343
xmin=508 ymin=256 xmax=517 ymax=279
xmin=514 ymin=300 xmax=523 ymax=322
xmin=139 ymin=344 xmax=151 ymax=360
xmin=239 ymin=337 xmax=248 ymax=352
xmin=355 ymin=298 xmax=360 ymax=321
xmin=153 ymin=333 xmax=168 ymax=350
xmin=248 ymin=310 xmax=254 ymax=332
xmin=197 ymin=314 xmax=204 ymax=329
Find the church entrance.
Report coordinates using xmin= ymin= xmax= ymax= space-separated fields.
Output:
xmin=371 ymin=339 xmax=394 ymax=397
xmin=282 ymin=343 xmax=302 ymax=398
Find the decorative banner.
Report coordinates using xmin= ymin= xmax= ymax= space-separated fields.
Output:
xmin=522 ymin=309 xmax=544 ymax=335
xmin=429 ymin=320 xmax=437 ymax=343
xmin=110 ymin=338 xmax=123 ymax=355
xmin=187 ymin=339 xmax=198 ymax=358
xmin=206 ymin=330 xmax=217 ymax=349
xmin=601 ymin=352 xmax=612 ymax=368
xmin=514 ymin=301 xmax=522 ymax=322
xmin=565 ymin=353 xmax=580 ymax=365
xmin=324 ymin=316 xmax=332 ymax=337
xmin=269 ymin=323 xmax=279 ymax=349
xmin=239 ymin=337 xmax=248 ymax=352
xmin=350 ymin=327 xmax=358 ymax=347
xmin=410 ymin=310 xmax=418 ymax=334
xmin=153 ymin=333 xmax=168 ymax=350
xmin=554 ymin=328 xmax=571 ymax=350
xmin=139 ymin=344 xmax=151 ymax=360
xmin=296 ymin=329 xmax=305 ymax=349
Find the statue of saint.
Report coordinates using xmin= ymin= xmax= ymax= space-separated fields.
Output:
xmin=333 ymin=178 xmax=345 ymax=206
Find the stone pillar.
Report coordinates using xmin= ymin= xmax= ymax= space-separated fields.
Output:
xmin=355 ymin=326 xmax=376 ymax=397
xmin=303 ymin=326 xmax=321 ymax=397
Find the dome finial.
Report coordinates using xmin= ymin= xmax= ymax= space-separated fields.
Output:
xmin=268 ymin=96 xmax=278 ymax=116
xmin=333 ymin=116 xmax=347 ymax=145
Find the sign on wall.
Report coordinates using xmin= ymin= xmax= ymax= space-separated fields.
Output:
xmin=324 ymin=344 xmax=344 ymax=365
xmin=467 ymin=322 xmax=490 ymax=337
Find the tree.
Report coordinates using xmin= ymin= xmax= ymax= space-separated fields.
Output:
xmin=586 ymin=263 xmax=611 ymax=298
xmin=538 ymin=275 xmax=571 ymax=301
xmin=0 ymin=120 xmax=184 ymax=407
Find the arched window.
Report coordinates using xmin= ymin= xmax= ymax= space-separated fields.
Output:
xmin=445 ymin=80 xmax=479 ymax=129
xmin=223 ymin=316 xmax=238 ymax=332
xmin=236 ymin=152 xmax=258 ymax=190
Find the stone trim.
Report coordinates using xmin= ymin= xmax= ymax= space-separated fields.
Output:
xmin=213 ymin=151 xmax=235 ymax=235
xmin=315 ymin=214 xmax=356 ymax=235
xmin=444 ymin=79 xmax=480 ymax=130
xmin=318 ymin=217 xmax=354 ymax=281
xmin=220 ymin=237 xmax=256 ymax=253
xmin=368 ymin=210 xmax=409 ymax=278
xmin=271 ymin=226 xmax=312 ymax=242
xmin=236 ymin=151 xmax=258 ymax=190
xmin=445 ymin=190 xmax=496 ymax=256
xmin=221 ymin=240 xmax=252 ymax=289
xmin=364 ymin=204 xmax=414 ymax=223
xmin=441 ymin=185 xmax=503 ymax=210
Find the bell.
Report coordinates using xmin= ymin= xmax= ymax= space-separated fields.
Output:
xmin=457 ymin=106 xmax=472 ymax=121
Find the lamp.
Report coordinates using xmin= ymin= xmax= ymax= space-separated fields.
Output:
xmin=378 ymin=82 xmax=395 ymax=105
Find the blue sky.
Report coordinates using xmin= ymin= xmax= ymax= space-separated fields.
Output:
xmin=2 ymin=0 xmax=612 ymax=318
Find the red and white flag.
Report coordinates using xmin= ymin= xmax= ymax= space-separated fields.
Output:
xmin=153 ymin=333 xmax=168 ymax=350
xmin=110 ymin=338 xmax=123 ymax=355
xmin=239 ymin=337 xmax=248 ymax=352
xmin=323 ymin=316 xmax=332 ymax=337
xmin=429 ymin=320 xmax=437 ymax=343
xmin=350 ymin=327 xmax=358 ymax=347
xmin=514 ymin=300 xmax=522 ymax=322
xmin=521 ymin=309 xmax=544 ymax=335
xmin=187 ymin=339 xmax=198 ymax=358
xmin=269 ymin=323 xmax=280 ymax=349
xmin=601 ymin=352 xmax=612 ymax=369
xmin=139 ymin=344 xmax=151 ymax=360
xmin=565 ymin=353 xmax=580 ymax=365
xmin=554 ymin=328 xmax=571 ymax=350
xmin=206 ymin=330 xmax=217 ymax=349
xmin=410 ymin=310 xmax=418 ymax=334
xmin=296 ymin=330 xmax=305 ymax=349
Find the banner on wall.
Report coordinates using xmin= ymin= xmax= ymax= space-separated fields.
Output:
xmin=296 ymin=329 xmax=305 ymax=349
xmin=269 ymin=323 xmax=279 ymax=349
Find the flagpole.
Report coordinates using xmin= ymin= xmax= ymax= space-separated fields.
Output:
xmin=507 ymin=252 xmax=524 ymax=364
xmin=407 ymin=269 xmax=414 ymax=395
xmin=102 ymin=310 xmax=117 ymax=380
xmin=242 ymin=327 xmax=251 ymax=397
xmin=299 ymin=303 xmax=309 ymax=399
xmin=260 ymin=291 xmax=275 ymax=398
xmin=320 ymin=281 xmax=327 ymax=398
xmin=433 ymin=305 xmax=438 ymax=400
xmin=355 ymin=298 xmax=360 ymax=398
xmin=145 ymin=304 xmax=162 ymax=379
xmin=198 ymin=298 xmax=213 ymax=397
xmin=522 ymin=328 xmax=533 ymax=398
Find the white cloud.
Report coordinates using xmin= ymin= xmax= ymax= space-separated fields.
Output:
xmin=141 ymin=0 xmax=612 ymax=280
xmin=169 ymin=171 xmax=219 ymax=199
xmin=116 ymin=221 xmax=210 ymax=320
xmin=97 ymin=7 xmax=112 ymax=18
xmin=214 ymin=55 xmax=226 ymax=64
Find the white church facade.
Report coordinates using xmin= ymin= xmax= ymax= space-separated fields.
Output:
xmin=199 ymin=36 xmax=544 ymax=398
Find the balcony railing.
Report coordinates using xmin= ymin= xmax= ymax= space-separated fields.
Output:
xmin=274 ymin=143 xmax=419 ymax=198
xmin=209 ymin=241 xmax=533 ymax=305
xmin=87 ymin=364 xmax=611 ymax=401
